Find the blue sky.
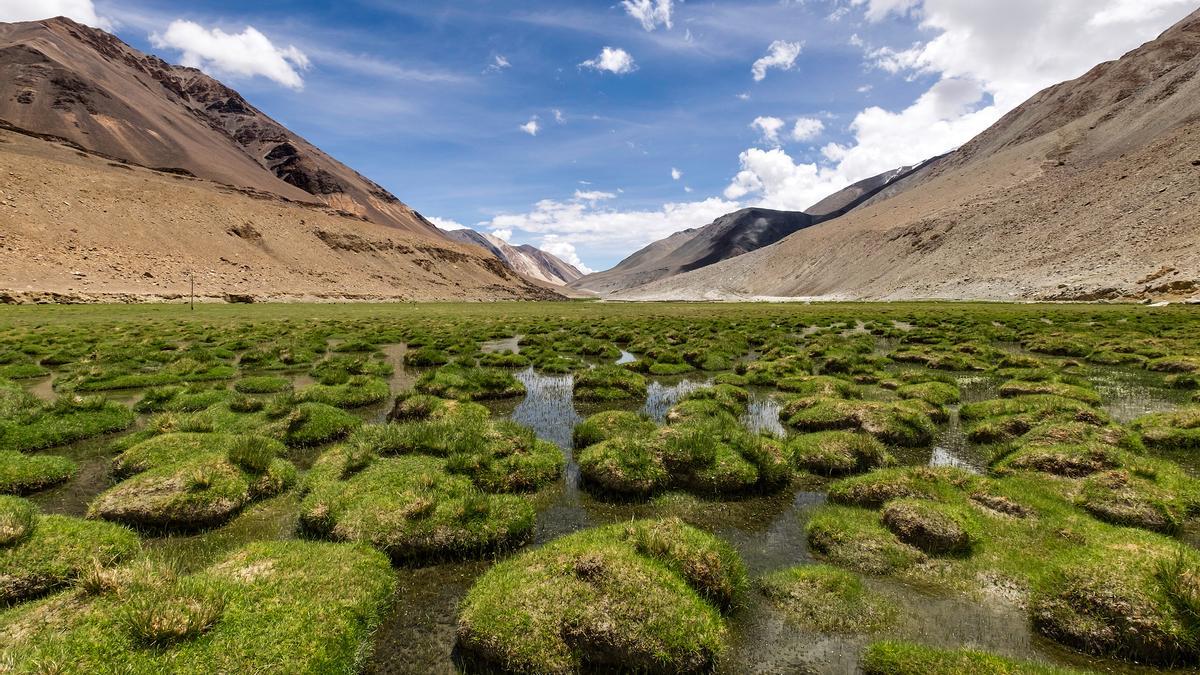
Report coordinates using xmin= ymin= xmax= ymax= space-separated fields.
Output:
xmin=8 ymin=0 xmax=1199 ymax=271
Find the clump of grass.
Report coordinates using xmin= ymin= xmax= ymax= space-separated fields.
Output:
xmin=806 ymin=507 xmax=927 ymax=576
xmin=272 ymin=403 xmax=360 ymax=447
xmin=573 ymin=410 xmax=655 ymax=448
xmin=783 ymin=397 xmax=936 ymax=448
xmin=0 ymin=494 xmax=36 ymax=546
xmin=226 ymin=436 xmax=284 ymax=474
xmin=457 ymin=519 xmax=742 ymax=673
xmin=388 ymin=392 xmax=446 ymax=422
xmin=760 ymin=565 xmax=896 ymax=633
xmin=415 ymin=365 xmax=525 ymax=401
xmin=120 ymin=579 xmax=227 ymax=647
xmin=0 ymin=395 xmax=136 ymax=452
xmin=296 ymin=375 xmax=391 ymax=409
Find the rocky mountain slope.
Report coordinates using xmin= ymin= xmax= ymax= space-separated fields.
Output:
xmin=572 ymin=163 xmax=929 ymax=296
xmin=0 ymin=16 xmax=438 ymax=237
xmin=444 ymin=229 xmax=582 ymax=286
xmin=0 ymin=125 xmax=558 ymax=303
xmin=615 ymin=9 xmax=1200 ymax=303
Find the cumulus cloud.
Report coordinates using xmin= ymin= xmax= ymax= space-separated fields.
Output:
xmin=539 ymin=237 xmax=596 ymax=275
xmin=622 ymin=0 xmax=674 ymax=31
xmin=726 ymin=0 xmax=1196 ymax=211
xmin=791 ymin=117 xmax=825 ymax=142
xmin=151 ymin=20 xmax=310 ymax=89
xmin=751 ymin=40 xmax=802 ymax=82
xmin=671 ymin=168 xmax=683 ymax=181
xmin=751 ymin=116 xmax=787 ymax=145
xmin=490 ymin=228 xmax=514 ymax=242
xmin=487 ymin=197 xmax=740 ymax=266
xmin=428 ymin=216 xmax=468 ymax=231
xmin=580 ymin=47 xmax=638 ymax=75
xmin=520 ymin=116 xmax=541 ymax=136
xmin=0 ymin=0 xmax=112 ymax=29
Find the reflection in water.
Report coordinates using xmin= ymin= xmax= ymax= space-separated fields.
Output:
xmin=642 ymin=379 xmax=711 ymax=423
xmin=1088 ymin=366 xmax=1187 ymax=424
xmin=743 ymin=396 xmax=786 ymax=438
xmin=928 ymin=409 xmax=985 ymax=473
xmin=615 ymin=350 xmax=637 ymax=365
xmin=28 ymin=376 xmax=56 ymax=402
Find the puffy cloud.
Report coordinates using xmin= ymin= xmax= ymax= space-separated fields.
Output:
xmin=520 ymin=116 xmax=541 ymax=136
xmin=580 ymin=47 xmax=638 ymax=75
xmin=751 ymin=40 xmax=802 ymax=82
xmin=491 ymin=228 xmax=513 ymax=242
xmin=671 ymin=168 xmax=683 ymax=181
xmin=622 ymin=0 xmax=674 ymax=31
xmin=150 ymin=20 xmax=310 ymax=89
xmin=857 ymin=0 xmax=1198 ymax=110
xmin=428 ymin=216 xmax=468 ymax=231
xmin=751 ymin=116 xmax=786 ymax=145
xmin=553 ymin=109 xmax=566 ymax=124
xmin=538 ymin=237 xmax=596 ymax=275
xmin=726 ymin=0 xmax=1195 ymax=211
xmin=487 ymin=197 xmax=740 ymax=266
xmin=0 ymin=0 xmax=112 ymax=29
xmin=791 ymin=117 xmax=825 ymax=142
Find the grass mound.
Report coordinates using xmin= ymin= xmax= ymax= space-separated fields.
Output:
xmin=457 ymin=518 xmax=745 ymax=673
xmin=574 ymin=365 xmax=648 ymax=402
xmin=0 ymin=395 xmax=135 ymax=452
xmin=90 ymin=433 xmax=297 ymax=531
xmin=881 ymin=498 xmax=975 ymax=556
xmin=1 ymin=497 xmax=139 ymax=605
xmin=573 ymin=410 xmax=656 ymax=448
xmin=783 ymin=397 xmax=936 ymax=447
xmin=790 ymin=431 xmax=893 ymax=476
xmin=300 ymin=451 xmax=536 ymax=562
xmin=233 ymin=375 xmax=292 ymax=394
xmin=760 ymin=565 xmax=896 ymax=633
xmin=1133 ymin=406 xmax=1200 ymax=451
xmin=416 ymin=364 xmax=524 ymax=401
xmin=0 ymin=450 xmax=77 ymax=494
xmin=0 ymin=541 xmax=396 ymax=672
xmin=296 ymin=375 xmax=391 ymax=409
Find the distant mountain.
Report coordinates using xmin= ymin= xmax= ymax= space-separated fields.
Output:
xmin=0 ymin=17 xmax=558 ymax=303
xmin=572 ymin=163 xmax=928 ymax=296
xmin=0 ymin=16 xmax=438 ymax=237
xmin=615 ymin=8 xmax=1200 ymax=302
xmin=443 ymin=230 xmax=583 ymax=286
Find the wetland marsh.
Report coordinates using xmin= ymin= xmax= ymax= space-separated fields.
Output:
xmin=2 ymin=301 xmax=1200 ymax=674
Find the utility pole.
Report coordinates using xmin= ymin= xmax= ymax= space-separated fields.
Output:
xmin=190 ymin=273 xmax=194 ymax=311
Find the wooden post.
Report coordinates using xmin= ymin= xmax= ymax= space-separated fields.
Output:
xmin=190 ymin=273 xmax=194 ymax=311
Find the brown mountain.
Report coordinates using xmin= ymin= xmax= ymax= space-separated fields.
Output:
xmin=443 ymin=229 xmax=583 ymax=286
xmin=572 ymin=162 xmax=929 ymax=296
xmin=0 ymin=16 xmax=438 ymax=237
xmin=615 ymin=9 xmax=1200 ymax=302
xmin=0 ymin=17 xmax=558 ymax=303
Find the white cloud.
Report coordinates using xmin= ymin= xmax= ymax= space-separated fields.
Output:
xmin=520 ymin=116 xmax=541 ymax=136
xmin=491 ymin=228 xmax=513 ymax=242
xmin=736 ymin=92 xmax=751 ymax=101
xmin=487 ymin=197 xmax=740 ymax=266
xmin=574 ymin=190 xmax=617 ymax=202
xmin=150 ymin=20 xmax=310 ymax=89
xmin=0 ymin=0 xmax=112 ymax=29
xmin=553 ymin=109 xmax=567 ymax=124
xmin=751 ymin=116 xmax=786 ymax=145
xmin=726 ymin=0 xmax=1197 ymax=212
xmin=538 ymin=237 xmax=596 ymax=275
xmin=622 ymin=0 xmax=674 ymax=31
xmin=581 ymin=47 xmax=638 ymax=75
xmin=671 ymin=168 xmax=683 ymax=181
xmin=484 ymin=54 xmax=511 ymax=74
xmin=751 ymin=40 xmax=802 ymax=82
xmin=428 ymin=216 xmax=468 ymax=231
xmin=791 ymin=117 xmax=825 ymax=142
